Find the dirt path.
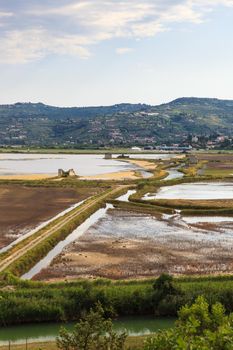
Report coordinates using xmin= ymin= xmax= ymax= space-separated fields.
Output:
xmin=0 ymin=186 xmax=128 ymax=274
xmin=0 ymin=185 xmax=98 ymax=249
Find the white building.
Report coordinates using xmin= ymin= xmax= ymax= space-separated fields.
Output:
xmin=131 ymin=146 xmax=142 ymax=151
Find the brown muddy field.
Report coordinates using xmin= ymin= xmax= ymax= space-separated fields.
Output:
xmin=0 ymin=185 xmax=99 ymax=249
xmin=196 ymin=153 xmax=233 ymax=172
xmin=34 ymin=209 xmax=233 ymax=281
xmin=196 ymin=154 xmax=233 ymax=161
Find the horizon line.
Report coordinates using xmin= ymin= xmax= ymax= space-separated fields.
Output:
xmin=1 ymin=96 xmax=232 ymax=109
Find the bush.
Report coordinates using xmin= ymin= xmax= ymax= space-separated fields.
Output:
xmin=144 ymin=296 xmax=233 ymax=349
xmin=57 ymin=303 xmax=127 ymax=350
xmin=153 ymin=274 xmax=183 ymax=316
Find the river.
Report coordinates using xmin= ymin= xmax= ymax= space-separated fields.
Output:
xmin=0 ymin=317 xmax=175 ymax=345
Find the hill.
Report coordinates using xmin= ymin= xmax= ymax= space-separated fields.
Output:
xmin=0 ymin=98 xmax=232 ymax=147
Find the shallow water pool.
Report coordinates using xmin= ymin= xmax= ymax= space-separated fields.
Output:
xmin=144 ymin=182 xmax=233 ymax=200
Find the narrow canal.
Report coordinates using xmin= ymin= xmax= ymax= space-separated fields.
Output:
xmin=0 ymin=317 xmax=175 ymax=345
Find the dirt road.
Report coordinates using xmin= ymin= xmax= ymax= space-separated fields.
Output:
xmin=0 ymin=185 xmax=99 ymax=249
xmin=0 ymin=186 xmax=128 ymax=274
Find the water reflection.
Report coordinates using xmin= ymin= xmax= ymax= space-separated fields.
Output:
xmin=144 ymin=182 xmax=233 ymax=200
xmin=0 ymin=153 xmax=179 ymax=176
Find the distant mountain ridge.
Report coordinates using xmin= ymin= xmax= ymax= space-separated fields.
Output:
xmin=0 ymin=97 xmax=232 ymax=147
xmin=0 ymin=102 xmax=150 ymax=119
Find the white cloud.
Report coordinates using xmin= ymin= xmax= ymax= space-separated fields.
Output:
xmin=116 ymin=47 xmax=134 ymax=55
xmin=0 ymin=10 xmax=13 ymax=26
xmin=0 ymin=0 xmax=233 ymax=64
xmin=160 ymin=2 xmax=204 ymax=24
xmin=0 ymin=29 xmax=90 ymax=64
xmin=0 ymin=11 xmax=13 ymax=17
xmin=196 ymin=0 xmax=233 ymax=6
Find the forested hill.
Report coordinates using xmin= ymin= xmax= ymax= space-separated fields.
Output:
xmin=0 ymin=102 xmax=149 ymax=119
xmin=0 ymin=98 xmax=232 ymax=147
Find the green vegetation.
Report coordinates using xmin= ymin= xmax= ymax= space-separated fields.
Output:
xmin=1 ymin=274 xmax=233 ymax=327
xmin=1 ymin=296 xmax=232 ymax=349
xmin=111 ymin=199 xmax=174 ymax=215
xmin=0 ymin=98 xmax=233 ymax=147
xmin=1 ymin=151 xmax=233 ymax=350
xmin=57 ymin=303 xmax=127 ymax=350
xmin=180 ymin=160 xmax=206 ymax=177
xmin=0 ymin=147 xmax=152 ymax=155
xmin=145 ymin=296 xmax=233 ymax=349
xmin=204 ymin=168 xmax=233 ymax=177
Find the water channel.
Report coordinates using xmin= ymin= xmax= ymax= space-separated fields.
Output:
xmin=0 ymin=199 xmax=86 ymax=254
xmin=164 ymin=167 xmax=184 ymax=180
xmin=21 ymin=203 xmax=114 ymax=279
xmin=3 ymin=180 xmax=233 ymax=343
xmin=21 ymin=189 xmax=136 ymax=279
xmin=0 ymin=317 xmax=175 ymax=345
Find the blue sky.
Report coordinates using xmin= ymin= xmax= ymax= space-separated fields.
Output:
xmin=0 ymin=0 xmax=233 ymax=106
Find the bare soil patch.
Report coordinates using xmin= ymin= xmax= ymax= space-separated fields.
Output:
xmin=0 ymin=185 xmax=99 ymax=249
xmin=124 ymin=159 xmax=157 ymax=171
xmin=0 ymin=174 xmax=54 ymax=180
xmin=81 ymin=170 xmax=140 ymax=180
xmin=35 ymin=233 xmax=233 ymax=281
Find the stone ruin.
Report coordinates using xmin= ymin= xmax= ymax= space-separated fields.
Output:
xmin=104 ymin=153 xmax=112 ymax=159
xmin=58 ymin=169 xmax=76 ymax=178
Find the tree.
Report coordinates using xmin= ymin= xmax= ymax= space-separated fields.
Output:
xmin=152 ymin=274 xmax=183 ymax=316
xmin=57 ymin=303 xmax=127 ymax=350
xmin=153 ymin=274 xmax=178 ymax=299
xmin=144 ymin=296 xmax=233 ymax=350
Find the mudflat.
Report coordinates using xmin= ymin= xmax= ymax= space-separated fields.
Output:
xmin=34 ymin=209 xmax=233 ymax=281
xmin=0 ymin=185 xmax=99 ymax=249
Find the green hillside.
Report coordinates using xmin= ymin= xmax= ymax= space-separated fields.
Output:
xmin=0 ymin=98 xmax=232 ymax=147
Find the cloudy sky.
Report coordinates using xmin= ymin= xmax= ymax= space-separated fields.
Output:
xmin=0 ymin=0 xmax=233 ymax=106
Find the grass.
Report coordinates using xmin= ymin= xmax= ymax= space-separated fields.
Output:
xmin=0 ymin=178 xmax=114 ymax=188
xmin=180 ymin=160 xmax=207 ymax=177
xmin=111 ymin=199 xmax=174 ymax=214
xmin=0 ymin=336 xmax=147 ymax=350
xmin=0 ymin=342 xmax=58 ymax=350
xmin=204 ymin=168 xmax=233 ymax=177
xmin=151 ymin=169 xmax=168 ymax=180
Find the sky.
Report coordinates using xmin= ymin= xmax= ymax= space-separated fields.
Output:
xmin=0 ymin=0 xmax=233 ymax=107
